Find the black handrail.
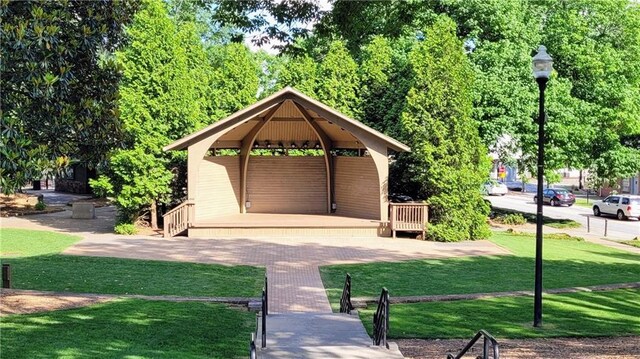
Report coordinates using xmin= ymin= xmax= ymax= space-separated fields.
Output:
xmin=340 ymin=273 xmax=353 ymax=314
xmin=372 ymin=287 xmax=389 ymax=348
xmin=261 ymin=286 xmax=266 ymax=348
xmin=250 ymin=333 xmax=256 ymax=359
xmin=446 ymin=330 xmax=500 ymax=359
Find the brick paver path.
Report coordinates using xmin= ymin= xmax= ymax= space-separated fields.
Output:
xmin=4 ymin=206 xmax=510 ymax=313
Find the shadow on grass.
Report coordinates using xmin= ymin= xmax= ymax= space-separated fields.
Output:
xmin=0 ymin=299 xmax=254 ymax=358
xmin=320 ymin=235 xmax=640 ymax=305
xmin=491 ymin=207 xmax=580 ymax=228
xmin=358 ymin=289 xmax=640 ymax=339
xmin=0 ymin=255 xmax=264 ymax=297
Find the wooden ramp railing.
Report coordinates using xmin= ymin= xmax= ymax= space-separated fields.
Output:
xmin=163 ymin=201 xmax=194 ymax=237
xmin=390 ymin=203 xmax=428 ymax=239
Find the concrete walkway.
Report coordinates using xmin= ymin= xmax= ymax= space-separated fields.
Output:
xmin=257 ymin=313 xmax=404 ymax=358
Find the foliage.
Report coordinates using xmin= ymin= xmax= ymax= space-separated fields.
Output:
xmin=99 ymin=0 xmax=212 ymax=226
xmin=491 ymin=206 xmax=581 ymax=228
xmin=1 ymin=300 xmax=256 ymax=358
xmin=1 ymin=254 xmax=264 ymax=297
xmin=208 ymin=42 xmax=260 ymax=120
xmin=359 ymin=289 xmax=640 ymax=339
xmin=88 ymin=175 xmax=114 ymax=199
xmin=34 ymin=200 xmax=46 ymax=211
xmin=0 ymin=0 xmax=137 ymax=194
xmin=212 ymin=0 xmax=324 ymax=50
xmin=319 ymin=231 xmax=640 ymax=306
xmin=315 ymin=40 xmax=361 ymax=118
xmin=621 ymin=239 xmax=640 ymax=249
xmin=397 ymin=17 xmax=491 ymax=242
xmin=275 ymin=54 xmax=318 ymax=97
xmin=497 ymin=213 xmax=526 ymax=225
xmin=0 ymin=228 xmax=81 ymax=257
xmin=114 ymin=223 xmax=137 ymax=235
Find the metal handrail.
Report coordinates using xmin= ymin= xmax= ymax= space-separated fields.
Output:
xmin=264 ymin=274 xmax=268 ymax=316
xmin=340 ymin=273 xmax=353 ymax=314
xmin=261 ymin=286 xmax=266 ymax=348
xmin=372 ymin=287 xmax=389 ymax=348
xmin=250 ymin=333 xmax=256 ymax=359
xmin=446 ymin=330 xmax=500 ymax=359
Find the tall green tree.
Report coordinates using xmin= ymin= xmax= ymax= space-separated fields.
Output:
xmin=94 ymin=0 xmax=210 ymax=228
xmin=0 ymin=0 xmax=137 ymax=194
xmin=315 ymin=40 xmax=360 ymax=117
xmin=397 ymin=17 xmax=490 ymax=242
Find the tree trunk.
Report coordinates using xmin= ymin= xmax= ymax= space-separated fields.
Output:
xmin=579 ymin=170 xmax=584 ymax=190
xmin=150 ymin=200 xmax=158 ymax=230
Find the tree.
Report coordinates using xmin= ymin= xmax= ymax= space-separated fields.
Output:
xmin=208 ymin=43 xmax=260 ymax=121
xmin=95 ymin=0 xmax=210 ymax=228
xmin=315 ymin=41 xmax=360 ymax=118
xmin=397 ymin=17 xmax=491 ymax=242
xmin=0 ymin=0 xmax=137 ymax=194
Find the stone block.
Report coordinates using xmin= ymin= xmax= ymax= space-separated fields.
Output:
xmin=72 ymin=202 xmax=95 ymax=219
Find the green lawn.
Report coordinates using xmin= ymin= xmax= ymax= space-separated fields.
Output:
xmin=0 ymin=228 xmax=265 ymax=297
xmin=622 ymin=240 xmax=640 ymax=248
xmin=1 ymin=299 xmax=254 ymax=358
xmin=0 ymin=228 xmax=82 ymax=257
xmin=491 ymin=207 xmax=581 ymax=229
xmin=574 ymin=198 xmax=599 ymax=208
xmin=320 ymin=232 xmax=640 ymax=307
xmin=358 ymin=289 xmax=640 ymax=339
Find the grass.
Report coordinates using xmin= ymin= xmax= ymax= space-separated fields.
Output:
xmin=0 ymin=228 xmax=82 ymax=257
xmin=491 ymin=207 xmax=581 ymax=229
xmin=621 ymin=240 xmax=640 ymax=248
xmin=1 ymin=255 xmax=264 ymax=297
xmin=320 ymin=232 xmax=640 ymax=307
xmin=574 ymin=198 xmax=598 ymax=208
xmin=358 ymin=289 xmax=640 ymax=339
xmin=0 ymin=299 xmax=255 ymax=358
xmin=0 ymin=228 xmax=265 ymax=297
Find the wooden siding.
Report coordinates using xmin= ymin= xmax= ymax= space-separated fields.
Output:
xmin=246 ymin=156 xmax=327 ymax=214
xmin=255 ymin=119 xmax=319 ymax=142
xmin=334 ymin=156 xmax=380 ymax=220
xmin=196 ymin=156 xmax=240 ymax=220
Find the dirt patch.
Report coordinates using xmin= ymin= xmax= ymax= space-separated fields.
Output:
xmin=398 ymin=337 xmax=640 ymax=358
xmin=0 ymin=291 xmax=112 ymax=316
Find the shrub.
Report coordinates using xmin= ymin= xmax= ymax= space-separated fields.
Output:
xmin=89 ymin=175 xmax=114 ymax=198
xmin=34 ymin=201 xmax=46 ymax=210
xmin=546 ymin=233 xmax=584 ymax=241
xmin=500 ymin=213 xmax=527 ymax=225
xmin=114 ymin=223 xmax=137 ymax=235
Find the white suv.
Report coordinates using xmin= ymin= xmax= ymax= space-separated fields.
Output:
xmin=592 ymin=195 xmax=640 ymax=220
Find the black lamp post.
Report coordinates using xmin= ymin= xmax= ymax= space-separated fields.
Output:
xmin=532 ymin=45 xmax=553 ymax=327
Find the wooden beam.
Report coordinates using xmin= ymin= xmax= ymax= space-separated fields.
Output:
xmin=239 ymin=101 xmax=284 ymax=213
xmin=293 ymin=102 xmax=334 ymax=213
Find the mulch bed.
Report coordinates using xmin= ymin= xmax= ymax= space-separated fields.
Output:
xmin=398 ymin=337 xmax=640 ymax=358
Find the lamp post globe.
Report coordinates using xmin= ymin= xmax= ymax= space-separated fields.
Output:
xmin=532 ymin=45 xmax=553 ymax=328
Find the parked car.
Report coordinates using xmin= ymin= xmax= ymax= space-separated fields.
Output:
xmin=483 ymin=180 xmax=508 ymax=196
xmin=533 ymin=188 xmax=576 ymax=206
xmin=592 ymin=195 xmax=640 ymax=220
xmin=389 ymin=194 xmax=414 ymax=203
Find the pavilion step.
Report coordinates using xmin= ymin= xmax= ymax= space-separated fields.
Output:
xmin=256 ymin=312 xmax=404 ymax=358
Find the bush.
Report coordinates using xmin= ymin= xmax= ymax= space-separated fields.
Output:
xmin=499 ymin=213 xmax=527 ymax=225
xmin=114 ymin=223 xmax=137 ymax=235
xmin=89 ymin=175 xmax=114 ymax=198
xmin=34 ymin=201 xmax=46 ymax=211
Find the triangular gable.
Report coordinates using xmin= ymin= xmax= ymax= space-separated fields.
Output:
xmin=164 ymin=87 xmax=410 ymax=152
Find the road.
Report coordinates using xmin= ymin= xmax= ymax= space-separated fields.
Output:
xmin=487 ymin=193 xmax=640 ymax=240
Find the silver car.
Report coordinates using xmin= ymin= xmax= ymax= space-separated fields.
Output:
xmin=592 ymin=195 xmax=640 ymax=220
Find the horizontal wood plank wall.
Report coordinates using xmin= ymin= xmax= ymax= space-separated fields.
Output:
xmin=246 ymin=156 xmax=327 ymax=214
xmin=334 ymin=156 xmax=380 ymax=220
xmin=196 ymin=156 xmax=240 ymax=221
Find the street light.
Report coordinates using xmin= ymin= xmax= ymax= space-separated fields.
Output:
xmin=532 ymin=45 xmax=553 ymax=327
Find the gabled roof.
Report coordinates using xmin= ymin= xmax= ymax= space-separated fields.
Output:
xmin=164 ymin=87 xmax=410 ymax=152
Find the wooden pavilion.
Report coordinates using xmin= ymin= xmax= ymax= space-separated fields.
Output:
xmin=163 ymin=87 xmax=416 ymax=238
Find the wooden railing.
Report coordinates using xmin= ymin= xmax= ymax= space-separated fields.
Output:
xmin=163 ymin=201 xmax=194 ymax=237
xmin=447 ymin=330 xmax=500 ymax=359
xmin=389 ymin=203 xmax=428 ymax=239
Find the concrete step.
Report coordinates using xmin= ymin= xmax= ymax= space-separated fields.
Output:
xmin=256 ymin=312 xmax=404 ymax=358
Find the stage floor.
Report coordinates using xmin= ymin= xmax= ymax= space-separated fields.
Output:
xmin=195 ymin=213 xmax=380 ymax=228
